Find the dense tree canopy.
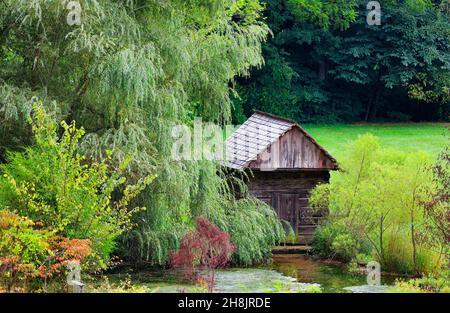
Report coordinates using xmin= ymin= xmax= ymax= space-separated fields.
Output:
xmin=0 ymin=0 xmax=268 ymax=165
xmin=234 ymin=0 xmax=450 ymax=123
xmin=0 ymin=0 xmax=283 ymax=266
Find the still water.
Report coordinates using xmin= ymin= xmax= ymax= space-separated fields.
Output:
xmin=271 ymin=254 xmax=396 ymax=293
xmin=102 ymin=254 xmax=397 ymax=293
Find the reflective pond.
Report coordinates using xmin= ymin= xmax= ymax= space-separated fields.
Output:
xmin=100 ymin=254 xmax=398 ymax=293
xmin=270 ymin=254 xmax=397 ymax=293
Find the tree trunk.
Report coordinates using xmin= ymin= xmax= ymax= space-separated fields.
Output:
xmin=364 ymin=98 xmax=372 ymax=122
xmin=411 ymin=181 xmax=419 ymax=274
xmin=368 ymin=85 xmax=382 ymax=121
xmin=209 ymin=269 xmax=215 ymax=293
xmin=411 ymin=207 xmax=418 ymax=274
xmin=379 ymin=215 xmax=384 ymax=263
xmin=365 ymin=71 xmax=383 ymax=121
xmin=319 ymin=59 xmax=327 ymax=81
xmin=65 ymin=72 xmax=90 ymax=126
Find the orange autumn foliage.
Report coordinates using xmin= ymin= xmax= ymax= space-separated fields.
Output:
xmin=0 ymin=210 xmax=92 ymax=291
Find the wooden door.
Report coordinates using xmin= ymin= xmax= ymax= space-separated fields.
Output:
xmin=272 ymin=193 xmax=298 ymax=234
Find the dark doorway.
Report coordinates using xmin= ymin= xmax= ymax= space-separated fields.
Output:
xmin=272 ymin=193 xmax=298 ymax=234
xmin=272 ymin=192 xmax=322 ymax=244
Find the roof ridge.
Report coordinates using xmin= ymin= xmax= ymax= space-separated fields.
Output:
xmin=253 ymin=110 xmax=298 ymax=125
xmin=254 ymin=110 xmax=337 ymax=165
xmin=226 ymin=111 xmax=338 ymax=169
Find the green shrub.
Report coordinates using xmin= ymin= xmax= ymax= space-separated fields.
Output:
xmin=0 ymin=210 xmax=94 ymax=292
xmin=390 ymin=272 xmax=450 ymax=293
xmin=310 ymin=134 xmax=447 ymax=275
xmin=0 ymin=104 xmax=152 ymax=270
xmin=312 ymin=222 xmax=368 ymax=262
xmin=265 ymin=279 xmax=323 ymax=293
xmin=312 ymin=223 xmax=344 ymax=259
xmin=0 ymin=211 xmax=50 ymax=292
xmin=331 ymin=233 xmax=360 ymax=263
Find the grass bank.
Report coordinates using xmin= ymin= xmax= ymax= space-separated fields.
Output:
xmin=303 ymin=123 xmax=448 ymax=159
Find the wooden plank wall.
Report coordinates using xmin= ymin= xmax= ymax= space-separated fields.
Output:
xmin=248 ymin=171 xmax=329 ymax=201
xmin=248 ymin=170 xmax=330 ymax=244
xmin=248 ymin=127 xmax=335 ymax=170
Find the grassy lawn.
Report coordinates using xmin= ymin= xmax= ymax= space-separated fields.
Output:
xmin=303 ymin=123 xmax=449 ymax=160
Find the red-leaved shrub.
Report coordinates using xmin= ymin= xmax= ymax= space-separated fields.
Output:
xmin=170 ymin=217 xmax=235 ymax=292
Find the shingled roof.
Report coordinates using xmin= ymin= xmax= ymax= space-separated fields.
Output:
xmin=225 ymin=111 xmax=337 ymax=170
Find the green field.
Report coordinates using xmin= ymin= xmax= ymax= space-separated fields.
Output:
xmin=303 ymin=123 xmax=449 ymax=160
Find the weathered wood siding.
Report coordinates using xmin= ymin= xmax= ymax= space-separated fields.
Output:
xmin=225 ymin=111 xmax=337 ymax=244
xmin=248 ymin=170 xmax=330 ymax=244
xmin=248 ymin=127 xmax=335 ymax=170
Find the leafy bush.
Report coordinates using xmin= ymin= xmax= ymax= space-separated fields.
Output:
xmin=88 ymin=275 xmax=158 ymax=293
xmin=312 ymin=223 xmax=346 ymax=259
xmin=310 ymin=134 xmax=447 ymax=275
xmin=0 ymin=211 xmax=50 ymax=292
xmin=266 ymin=278 xmax=322 ymax=293
xmin=0 ymin=103 xmax=152 ymax=282
xmin=331 ymin=233 xmax=360 ymax=263
xmin=390 ymin=272 xmax=450 ymax=293
xmin=312 ymin=222 xmax=369 ymax=262
xmin=422 ymin=137 xmax=449 ymax=254
xmin=0 ymin=210 xmax=92 ymax=292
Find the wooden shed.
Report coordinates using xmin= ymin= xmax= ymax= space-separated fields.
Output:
xmin=225 ymin=111 xmax=338 ymax=244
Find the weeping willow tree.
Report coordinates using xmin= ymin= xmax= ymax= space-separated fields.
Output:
xmin=0 ymin=0 xmax=283 ymax=265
